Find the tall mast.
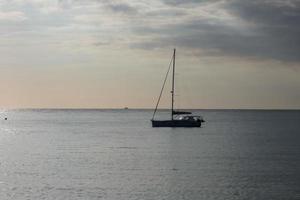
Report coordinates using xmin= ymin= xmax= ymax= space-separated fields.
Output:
xmin=171 ymin=48 xmax=176 ymax=120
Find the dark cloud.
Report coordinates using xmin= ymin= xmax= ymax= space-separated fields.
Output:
xmin=106 ymin=2 xmax=138 ymax=15
xmin=223 ymin=0 xmax=300 ymax=61
xmin=161 ymin=0 xmax=214 ymax=6
xmin=227 ymin=0 xmax=300 ymax=26
xmin=131 ymin=0 xmax=300 ymax=62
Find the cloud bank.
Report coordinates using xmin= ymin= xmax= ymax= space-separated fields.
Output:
xmin=1 ymin=0 xmax=299 ymax=62
xmin=130 ymin=0 xmax=300 ymax=62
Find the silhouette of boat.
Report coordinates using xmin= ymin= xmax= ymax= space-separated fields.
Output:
xmin=151 ymin=49 xmax=205 ymax=127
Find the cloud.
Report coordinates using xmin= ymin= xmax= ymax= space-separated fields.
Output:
xmin=128 ymin=0 xmax=300 ymax=62
xmin=106 ymin=2 xmax=138 ymax=15
xmin=223 ymin=0 xmax=300 ymax=61
xmin=1 ymin=0 xmax=299 ymax=62
xmin=161 ymin=0 xmax=214 ymax=6
xmin=0 ymin=11 xmax=27 ymax=21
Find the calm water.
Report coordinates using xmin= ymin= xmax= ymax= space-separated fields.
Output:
xmin=0 ymin=109 xmax=299 ymax=200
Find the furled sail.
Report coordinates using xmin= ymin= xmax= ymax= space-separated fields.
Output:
xmin=172 ymin=111 xmax=192 ymax=115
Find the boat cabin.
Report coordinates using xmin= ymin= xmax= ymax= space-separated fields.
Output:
xmin=177 ymin=115 xmax=205 ymax=122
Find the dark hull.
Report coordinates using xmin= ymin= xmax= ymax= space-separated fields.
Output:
xmin=152 ymin=120 xmax=201 ymax=127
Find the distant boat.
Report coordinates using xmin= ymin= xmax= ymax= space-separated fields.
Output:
xmin=151 ymin=49 xmax=205 ymax=127
xmin=124 ymin=107 xmax=129 ymax=110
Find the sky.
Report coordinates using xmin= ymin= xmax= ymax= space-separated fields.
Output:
xmin=0 ymin=0 xmax=300 ymax=109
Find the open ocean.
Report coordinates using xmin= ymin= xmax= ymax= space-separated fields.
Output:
xmin=0 ymin=109 xmax=299 ymax=200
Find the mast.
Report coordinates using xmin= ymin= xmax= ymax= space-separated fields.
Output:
xmin=151 ymin=49 xmax=175 ymax=121
xmin=171 ymin=48 xmax=176 ymax=120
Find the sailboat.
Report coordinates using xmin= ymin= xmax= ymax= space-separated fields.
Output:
xmin=151 ymin=49 xmax=205 ymax=127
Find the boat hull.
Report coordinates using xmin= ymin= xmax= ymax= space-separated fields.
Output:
xmin=151 ymin=120 xmax=201 ymax=127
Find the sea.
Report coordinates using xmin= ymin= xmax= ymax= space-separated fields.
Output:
xmin=0 ymin=109 xmax=299 ymax=200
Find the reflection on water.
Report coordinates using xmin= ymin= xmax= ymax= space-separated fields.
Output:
xmin=0 ymin=109 xmax=300 ymax=199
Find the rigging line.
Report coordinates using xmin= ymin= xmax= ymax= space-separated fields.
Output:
xmin=152 ymin=55 xmax=174 ymax=120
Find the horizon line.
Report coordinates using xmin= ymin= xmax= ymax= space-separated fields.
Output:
xmin=1 ymin=107 xmax=300 ymax=111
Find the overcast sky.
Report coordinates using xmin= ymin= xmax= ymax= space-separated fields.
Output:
xmin=0 ymin=0 xmax=300 ymax=109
